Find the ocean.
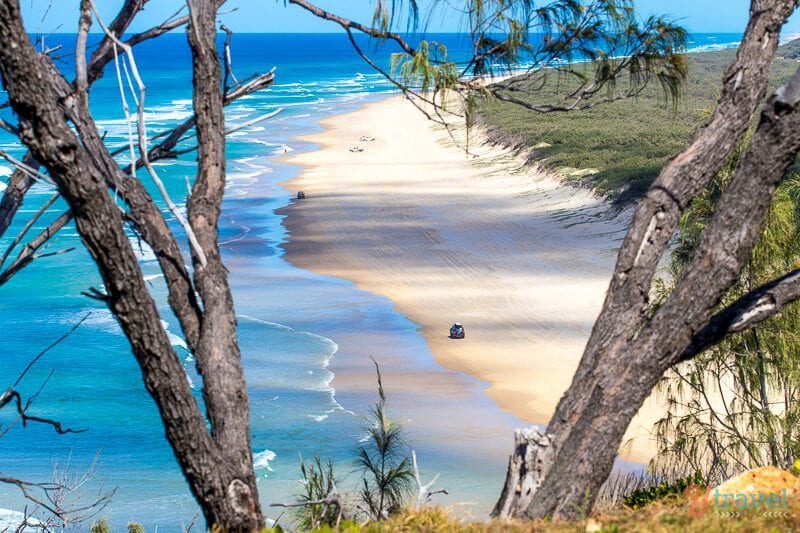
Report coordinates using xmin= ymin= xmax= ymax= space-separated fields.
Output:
xmin=0 ymin=33 xmax=743 ymax=529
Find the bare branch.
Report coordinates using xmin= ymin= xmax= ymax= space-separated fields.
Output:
xmin=220 ymin=24 xmax=239 ymax=92
xmin=683 ymin=269 xmax=800 ymax=360
xmin=0 ymin=455 xmax=114 ymax=528
xmin=85 ymin=2 xmax=189 ymax=84
xmin=411 ymin=450 xmax=447 ymax=507
xmin=0 ymin=476 xmax=64 ymax=519
xmin=13 ymin=312 xmax=92 ymax=390
xmin=0 ymin=117 xmax=19 ymax=136
xmin=288 ymin=0 xmax=417 ymax=56
xmin=74 ymin=0 xmax=91 ymax=94
xmin=0 ymin=150 xmax=55 ymax=187
xmin=0 ymin=388 xmax=86 ymax=435
xmin=90 ymin=1 xmax=208 ymax=268
xmin=0 ymin=192 xmax=59 ymax=270
xmin=0 ymin=211 xmax=73 ymax=287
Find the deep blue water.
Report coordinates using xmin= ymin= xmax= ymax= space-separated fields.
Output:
xmin=0 ymin=33 xmax=743 ymax=529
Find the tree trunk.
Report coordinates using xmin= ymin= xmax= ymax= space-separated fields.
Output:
xmin=494 ymin=0 xmax=800 ymax=520
xmin=0 ymin=0 xmax=264 ymax=528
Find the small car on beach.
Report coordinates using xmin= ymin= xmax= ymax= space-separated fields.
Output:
xmin=449 ymin=322 xmax=465 ymax=339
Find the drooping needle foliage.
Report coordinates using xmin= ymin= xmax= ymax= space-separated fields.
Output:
xmin=355 ymin=361 xmax=414 ymax=520
xmin=369 ymin=0 xmax=688 ymax=113
xmin=653 ymin=137 xmax=800 ymax=484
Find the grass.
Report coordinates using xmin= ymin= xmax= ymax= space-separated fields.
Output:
xmin=476 ymin=49 xmax=799 ymax=204
xmin=269 ymin=494 xmax=800 ymax=532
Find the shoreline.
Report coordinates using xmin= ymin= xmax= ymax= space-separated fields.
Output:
xmin=277 ymin=94 xmax=663 ymax=462
xmin=224 ymin=92 xmax=523 ymax=517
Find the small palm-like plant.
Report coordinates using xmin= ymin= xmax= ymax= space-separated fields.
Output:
xmin=294 ymin=455 xmax=342 ymax=530
xmin=355 ymin=360 xmax=414 ymax=520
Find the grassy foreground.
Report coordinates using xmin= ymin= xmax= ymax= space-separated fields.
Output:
xmin=477 ymin=49 xmax=798 ymax=204
xmin=263 ymin=497 xmax=800 ymax=532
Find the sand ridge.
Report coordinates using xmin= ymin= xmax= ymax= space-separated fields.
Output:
xmin=279 ymin=95 xmax=663 ymax=462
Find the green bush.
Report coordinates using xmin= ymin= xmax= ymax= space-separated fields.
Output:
xmin=477 ymin=50 xmax=798 ymax=203
xmin=623 ymin=471 xmax=706 ymax=510
xmin=89 ymin=517 xmax=111 ymax=533
xmin=294 ymin=455 xmax=342 ymax=530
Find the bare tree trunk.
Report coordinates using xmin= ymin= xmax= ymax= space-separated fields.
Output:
xmin=494 ymin=0 xmax=800 ymax=520
xmin=0 ymin=0 xmax=265 ymax=528
xmin=184 ymin=0 xmax=263 ymax=527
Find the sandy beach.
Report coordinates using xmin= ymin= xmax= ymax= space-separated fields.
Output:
xmin=279 ymin=95 xmax=663 ymax=462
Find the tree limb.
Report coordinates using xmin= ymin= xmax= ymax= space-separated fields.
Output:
xmin=578 ymin=0 xmax=798 ymax=378
xmin=0 ymin=210 xmax=73 ymax=286
xmin=682 ymin=269 xmax=800 ymax=360
xmin=0 ymin=192 xmax=59 ymax=270
xmin=288 ymin=0 xmax=417 ymax=56
xmin=90 ymin=0 xmax=208 ymax=268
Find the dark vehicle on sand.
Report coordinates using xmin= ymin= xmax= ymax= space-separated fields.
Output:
xmin=449 ymin=322 xmax=465 ymax=339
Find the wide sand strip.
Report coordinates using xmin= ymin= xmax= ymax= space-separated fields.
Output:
xmin=280 ymin=95 xmax=662 ymax=462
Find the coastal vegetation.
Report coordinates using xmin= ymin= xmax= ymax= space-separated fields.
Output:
xmin=265 ymin=501 xmax=800 ymax=533
xmin=477 ymin=49 xmax=800 ymax=203
xmin=653 ymin=160 xmax=800 ymax=482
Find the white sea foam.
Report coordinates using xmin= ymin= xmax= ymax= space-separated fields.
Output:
xmin=687 ymin=41 xmax=740 ymax=53
xmin=0 ymin=508 xmax=42 ymax=530
xmin=128 ymin=236 xmax=157 ymax=263
xmin=160 ymin=319 xmax=188 ymax=352
xmin=226 ymin=170 xmax=264 ymax=194
xmin=253 ymin=449 xmax=276 ymax=473
xmin=0 ymin=181 xmax=6 ymax=193
xmin=75 ymin=307 xmax=121 ymax=335
xmin=0 ymin=165 xmax=12 ymax=177
xmin=246 ymin=139 xmax=294 ymax=154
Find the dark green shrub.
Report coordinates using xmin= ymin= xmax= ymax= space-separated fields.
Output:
xmin=623 ymin=471 xmax=706 ymax=509
xmin=294 ymin=455 xmax=342 ymax=530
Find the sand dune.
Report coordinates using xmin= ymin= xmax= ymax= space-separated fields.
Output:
xmin=280 ymin=95 xmax=663 ymax=461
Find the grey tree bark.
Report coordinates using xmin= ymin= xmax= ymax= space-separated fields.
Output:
xmin=0 ymin=0 xmax=270 ymax=528
xmin=493 ymin=0 xmax=800 ymax=520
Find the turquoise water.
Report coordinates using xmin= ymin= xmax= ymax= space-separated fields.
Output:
xmin=0 ymin=33 xmax=743 ymax=529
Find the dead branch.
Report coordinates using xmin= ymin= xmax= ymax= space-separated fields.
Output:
xmin=411 ymin=450 xmax=448 ymax=508
xmin=0 ymin=154 xmax=40 ymax=240
xmin=0 ymin=388 xmax=86 ymax=435
xmin=0 ymin=150 xmax=55 ymax=187
xmin=288 ymin=0 xmax=417 ymax=56
xmin=0 ymin=192 xmax=59 ymax=270
xmin=86 ymin=2 xmax=189 ymax=84
xmin=0 ymin=312 xmax=91 ymax=436
xmin=0 ymin=211 xmax=73 ymax=286
xmin=220 ymin=24 xmax=239 ymax=92
xmin=683 ymin=268 xmax=800 ymax=360
xmin=90 ymin=0 xmax=208 ymax=267
xmin=0 ymin=453 xmax=114 ymax=530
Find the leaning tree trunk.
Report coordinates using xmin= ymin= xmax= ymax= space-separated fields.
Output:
xmin=494 ymin=0 xmax=800 ymax=520
xmin=0 ymin=0 xmax=264 ymax=529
